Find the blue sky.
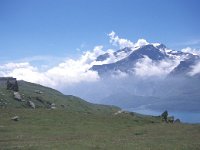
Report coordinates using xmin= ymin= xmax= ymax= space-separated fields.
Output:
xmin=0 ymin=0 xmax=200 ymax=63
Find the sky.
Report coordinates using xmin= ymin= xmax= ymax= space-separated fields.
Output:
xmin=0 ymin=0 xmax=200 ymax=89
xmin=0 ymin=0 xmax=200 ymax=62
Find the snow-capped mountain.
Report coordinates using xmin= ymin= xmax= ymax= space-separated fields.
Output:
xmin=91 ymin=43 xmax=200 ymax=77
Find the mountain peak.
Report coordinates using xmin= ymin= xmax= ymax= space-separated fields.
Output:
xmin=92 ymin=41 xmax=200 ymax=77
xmin=154 ymin=43 xmax=167 ymax=50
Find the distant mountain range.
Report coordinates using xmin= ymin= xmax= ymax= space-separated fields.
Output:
xmin=90 ymin=43 xmax=200 ymax=77
xmin=78 ymin=43 xmax=200 ymax=112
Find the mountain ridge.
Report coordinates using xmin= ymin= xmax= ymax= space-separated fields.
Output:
xmin=91 ymin=43 xmax=200 ymax=77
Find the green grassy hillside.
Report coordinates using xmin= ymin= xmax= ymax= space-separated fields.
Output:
xmin=0 ymin=80 xmax=200 ymax=149
xmin=0 ymin=80 xmax=119 ymax=114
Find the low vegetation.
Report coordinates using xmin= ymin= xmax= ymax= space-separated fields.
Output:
xmin=0 ymin=109 xmax=200 ymax=150
xmin=0 ymin=79 xmax=200 ymax=149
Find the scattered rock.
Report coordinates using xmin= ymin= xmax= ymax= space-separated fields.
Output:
xmin=51 ymin=103 xmax=56 ymax=109
xmin=34 ymin=90 xmax=43 ymax=94
xmin=13 ymin=92 xmax=22 ymax=101
xmin=114 ymin=110 xmax=123 ymax=115
xmin=51 ymin=103 xmax=56 ymax=106
xmin=27 ymin=101 xmax=35 ymax=109
xmin=11 ymin=116 xmax=19 ymax=121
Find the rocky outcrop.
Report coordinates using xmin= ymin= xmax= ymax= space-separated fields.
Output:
xmin=34 ymin=90 xmax=43 ymax=94
xmin=11 ymin=116 xmax=19 ymax=121
xmin=0 ymin=77 xmax=19 ymax=91
xmin=13 ymin=92 xmax=22 ymax=101
xmin=6 ymin=78 xmax=19 ymax=92
xmin=27 ymin=101 xmax=35 ymax=109
xmin=51 ymin=103 xmax=56 ymax=109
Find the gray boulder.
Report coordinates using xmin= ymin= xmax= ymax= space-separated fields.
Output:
xmin=34 ymin=90 xmax=43 ymax=94
xmin=51 ymin=103 xmax=56 ymax=109
xmin=13 ymin=92 xmax=21 ymax=101
xmin=28 ymin=101 xmax=35 ymax=109
xmin=11 ymin=116 xmax=19 ymax=121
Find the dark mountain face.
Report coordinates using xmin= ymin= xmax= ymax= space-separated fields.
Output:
xmin=170 ymin=56 xmax=200 ymax=76
xmin=96 ymin=53 xmax=110 ymax=61
xmin=127 ymin=44 xmax=167 ymax=60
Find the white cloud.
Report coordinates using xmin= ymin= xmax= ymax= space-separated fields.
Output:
xmin=134 ymin=39 xmax=149 ymax=47
xmin=134 ymin=56 xmax=179 ymax=78
xmin=0 ymin=47 xmax=105 ymax=89
xmin=181 ymin=47 xmax=200 ymax=56
xmin=111 ymin=70 xmax=128 ymax=79
xmin=108 ymin=31 xmax=134 ymax=48
xmin=0 ymin=62 xmax=51 ymax=85
xmin=81 ymin=46 xmax=105 ymax=64
xmin=108 ymin=31 xmax=149 ymax=49
xmin=188 ymin=61 xmax=200 ymax=76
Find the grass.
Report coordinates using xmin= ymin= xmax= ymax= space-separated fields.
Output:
xmin=0 ymin=80 xmax=119 ymax=114
xmin=0 ymin=108 xmax=200 ymax=150
xmin=0 ymin=80 xmax=200 ymax=149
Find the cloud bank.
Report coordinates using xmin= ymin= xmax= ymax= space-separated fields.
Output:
xmin=134 ymin=56 xmax=179 ymax=78
xmin=181 ymin=47 xmax=200 ymax=56
xmin=0 ymin=46 xmax=105 ymax=88
xmin=0 ymin=32 xmax=200 ymax=91
xmin=188 ymin=61 xmax=200 ymax=76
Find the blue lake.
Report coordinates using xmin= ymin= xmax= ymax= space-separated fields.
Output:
xmin=125 ymin=107 xmax=200 ymax=124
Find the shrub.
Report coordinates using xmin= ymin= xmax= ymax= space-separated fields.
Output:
xmin=161 ymin=110 xmax=168 ymax=122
